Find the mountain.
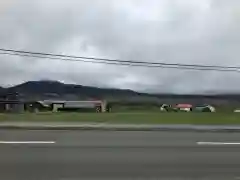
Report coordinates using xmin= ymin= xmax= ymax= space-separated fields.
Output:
xmin=0 ymin=86 xmax=4 ymax=94
xmin=5 ymin=80 xmax=149 ymax=101
xmin=1 ymin=80 xmax=240 ymax=106
xmin=9 ymin=80 xmax=143 ymax=95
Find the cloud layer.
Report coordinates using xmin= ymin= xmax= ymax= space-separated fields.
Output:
xmin=0 ymin=0 xmax=240 ymax=93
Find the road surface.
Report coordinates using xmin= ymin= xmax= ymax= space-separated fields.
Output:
xmin=1 ymin=130 xmax=240 ymax=179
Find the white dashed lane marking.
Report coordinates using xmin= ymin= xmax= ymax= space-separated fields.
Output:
xmin=0 ymin=141 xmax=56 ymax=144
xmin=197 ymin=142 xmax=240 ymax=145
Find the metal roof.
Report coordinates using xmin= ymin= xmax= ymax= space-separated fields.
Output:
xmin=175 ymin=104 xmax=193 ymax=108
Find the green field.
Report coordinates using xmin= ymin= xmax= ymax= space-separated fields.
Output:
xmin=0 ymin=112 xmax=240 ymax=124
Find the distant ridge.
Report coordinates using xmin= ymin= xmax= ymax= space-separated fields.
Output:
xmin=0 ymin=80 xmax=240 ymax=105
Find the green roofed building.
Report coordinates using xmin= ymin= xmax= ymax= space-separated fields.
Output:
xmin=194 ymin=105 xmax=216 ymax=112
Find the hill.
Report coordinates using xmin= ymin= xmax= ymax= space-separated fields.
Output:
xmin=0 ymin=80 xmax=240 ymax=106
xmin=4 ymin=80 xmax=149 ymax=101
xmin=13 ymin=80 xmax=145 ymax=95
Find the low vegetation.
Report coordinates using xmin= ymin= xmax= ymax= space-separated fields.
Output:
xmin=0 ymin=112 xmax=240 ymax=124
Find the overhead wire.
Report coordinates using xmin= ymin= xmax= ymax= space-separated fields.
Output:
xmin=0 ymin=48 xmax=240 ymax=72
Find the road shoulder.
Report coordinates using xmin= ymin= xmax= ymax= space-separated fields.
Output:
xmin=1 ymin=122 xmax=240 ymax=132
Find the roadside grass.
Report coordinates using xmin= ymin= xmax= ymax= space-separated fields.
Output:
xmin=0 ymin=112 xmax=240 ymax=124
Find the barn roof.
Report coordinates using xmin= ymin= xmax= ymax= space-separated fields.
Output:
xmin=175 ymin=104 xmax=193 ymax=108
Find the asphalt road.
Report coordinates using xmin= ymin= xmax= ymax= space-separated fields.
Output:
xmin=1 ymin=130 xmax=240 ymax=180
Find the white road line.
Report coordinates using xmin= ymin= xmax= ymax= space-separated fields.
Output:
xmin=0 ymin=141 xmax=55 ymax=144
xmin=197 ymin=142 xmax=240 ymax=145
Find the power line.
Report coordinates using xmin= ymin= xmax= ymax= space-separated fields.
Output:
xmin=1 ymin=52 xmax=239 ymax=72
xmin=0 ymin=48 xmax=240 ymax=72
xmin=1 ymin=48 xmax=240 ymax=69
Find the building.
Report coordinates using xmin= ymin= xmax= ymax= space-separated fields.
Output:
xmin=0 ymin=92 xmax=25 ymax=113
xmin=0 ymin=90 xmax=111 ymax=113
xmin=194 ymin=105 xmax=216 ymax=112
xmin=33 ymin=100 xmax=110 ymax=113
xmin=175 ymin=104 xmax=193 ymax=112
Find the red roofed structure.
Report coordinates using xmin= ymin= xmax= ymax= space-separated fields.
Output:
xmin=175 ymin=104 xmax=193 ymax=112
xmin=175 ymin=104 xmax=193 ymax=108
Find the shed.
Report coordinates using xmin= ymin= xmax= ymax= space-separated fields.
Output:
xmin=195 ymin=105 xmax=216 ymax=112
xmin=175 ymin=104 xmax=193 ymax=112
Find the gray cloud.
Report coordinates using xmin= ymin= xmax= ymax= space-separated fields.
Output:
xmin=0 ymin=0 xmax=240 ymax=93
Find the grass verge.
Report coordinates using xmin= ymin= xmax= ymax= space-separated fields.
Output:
xmin=0 ymin=112 xmax=240 ymax=124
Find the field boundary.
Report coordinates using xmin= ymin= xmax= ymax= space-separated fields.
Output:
xmin=1 ymin=122 xmax=240 ymax=132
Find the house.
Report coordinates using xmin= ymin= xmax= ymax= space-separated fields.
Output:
xmin=175 ymin=104 xmax=193 ymax=112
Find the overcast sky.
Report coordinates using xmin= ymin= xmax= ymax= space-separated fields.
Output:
xmin=0 ymin=0 xmax=240 ymax=94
